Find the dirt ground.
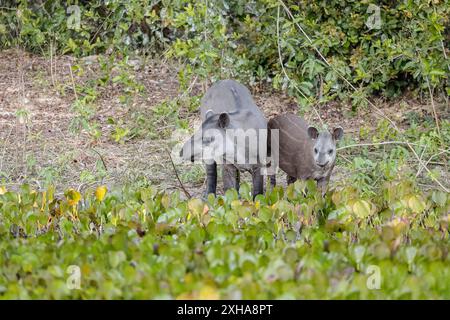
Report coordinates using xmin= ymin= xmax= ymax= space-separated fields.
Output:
xmin=0 ymin=49 xmax=447 ymax=198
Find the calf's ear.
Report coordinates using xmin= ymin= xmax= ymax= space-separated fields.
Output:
xmin=218 ymin=112 xmax=230 ymax=128
xmin=332 ymin=127 xmax=344 ymax=141
xmin=307 ymin=126 xmax=319 ymax=139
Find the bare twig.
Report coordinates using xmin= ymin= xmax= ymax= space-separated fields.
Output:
xmin=337 ymin=141 xmax=449 ymax=153
xmin=68 ymin=63 xmax=78 ymax=100
xmin=89 ymin=10 xmax=115 ymax=44
xmin=416 ymin=149 xmax=449 ymax=178
xmin=338 ymin=153 xmax=353 ymax=165
xmin=50 ymin=41 xmax=56 ymax=88
xmin=416 ymin=144 xmax=428 ymax=175
xmin=166 ymin=149 xmax=191 ymax=198
xmin=91 ymin=148 xmax=108 ymax=172
xmin=425 ymin=76 xmax=441 ymax=137
xmin=276 ymin=4 xmax=324 ymax=127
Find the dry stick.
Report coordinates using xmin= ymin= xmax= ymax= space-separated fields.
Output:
xmin=441 ymin=38 xmax=450 ymax=72
xmin=91 ymin=148 xmax=108 ymax=172
xmin=339 ymin=153 xmax=353 ymax=165
xmin=89 ymin=10 xmax=114 ymax=44
xmin=278 ymin=0 xmax=449 ymax=193
xmin=416 ymin=149 xmax=449 ymax=178
xmin=276 ymin=4 xmax=324 ymax=127
xmin=166 ymin=149 xmax=191 ymax=199
xmin=417 ymin=144 xmax=428 ymax=176
xmin=50 ymin=41 xmax=55 ymax=88
xmin=425 ymin=76 xmax=441 ymax=138
xmin=338 ymin=141 xmax=449 ymax=154
xmin=68 ymin=63 xmax=78 ymax=100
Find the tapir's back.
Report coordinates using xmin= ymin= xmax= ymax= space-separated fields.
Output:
xmin=200 ymin=80 xmax=266 ymax=129
xmin=268 ymin=113 xmax=314 ymax=178
xmin=268 ymin=113 xmax=310 ymax=145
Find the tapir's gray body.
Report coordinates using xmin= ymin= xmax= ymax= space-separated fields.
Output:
xmin=181 ymin=79 xmax=268 ymax=197
xmin=268 ymin=113 xmax=343 ymax=194
xmin=200 ymin=80 xmax=266 ymax=127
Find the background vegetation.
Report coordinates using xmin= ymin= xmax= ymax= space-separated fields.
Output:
xmin=1 ymin=0 xmax=449 ymax=105
xmin=0 ymin=0 xmax=449 ymax=299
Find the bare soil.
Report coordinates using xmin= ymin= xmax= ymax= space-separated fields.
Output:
xmin=0 ymin=49 xmax=447 ymax=198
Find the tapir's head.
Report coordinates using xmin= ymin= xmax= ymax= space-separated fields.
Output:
xmin=179 ymin=110 xmax=235 ymax=164
xmin=307 ymin=126 xmax=344 ymax=168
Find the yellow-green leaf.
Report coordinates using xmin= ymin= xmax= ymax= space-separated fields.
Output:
xmin=188 ymin=198 xmax=203 ymax=216
xmin=95 ymin=185 xmax=107 ymax=202
xmin=198 ymin=285 xmax=220 ymax=300
xmin=352 ymin=200 xmax=371 ymax=218
xmin=408 ymin=195 xmax=426 ymax=213
xmin=65 ymin=189 xmax=81 ymax=206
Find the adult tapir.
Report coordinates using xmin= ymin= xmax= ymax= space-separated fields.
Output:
xmin=180 ymin=79 xmax=268 ymax=198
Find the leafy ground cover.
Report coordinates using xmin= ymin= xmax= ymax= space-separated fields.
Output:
xmin=0 ymin=181 xmax=448 ymax=299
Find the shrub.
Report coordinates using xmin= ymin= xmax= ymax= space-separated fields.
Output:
xmin=1 ymin=0 xmax=448 ymax=107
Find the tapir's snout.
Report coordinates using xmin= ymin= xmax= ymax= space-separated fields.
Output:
xmin=179 ymin=146 xmax=196 ymax=162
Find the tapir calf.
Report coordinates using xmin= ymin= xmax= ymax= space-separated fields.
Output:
xmin=180 ymin=80 xmax=268 ymax=198
xmin=268 ymin=113 xmax=343 ymax=195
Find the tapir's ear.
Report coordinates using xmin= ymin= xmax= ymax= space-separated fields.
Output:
xmin=205 ymin=109 xmax=214 ymax=119
xmin=332 ymin=127 xmax=344 ymax=141
xmin=218 ymin=113 xmax=230 ymax=128
xmin=307 ymin=126 xmax=319 ymax=140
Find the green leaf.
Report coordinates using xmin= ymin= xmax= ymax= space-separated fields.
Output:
xmin=352 ymin=200 xmax=372 ymax=218
xmin=407 ymin=195 xmax=426 ymax=213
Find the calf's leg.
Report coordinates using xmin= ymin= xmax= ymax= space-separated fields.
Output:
xmin=223 ymin=164 xmax=239 ymax=192
xmin=317 ymin=177 xmax=329 ymax=197
xmin=287 ymin=175 xmax=297 ymax=185
xmin=269 ymin=175 xmax=276 ymax=187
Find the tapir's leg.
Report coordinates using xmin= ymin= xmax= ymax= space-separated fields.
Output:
xmin=287 ymin=175 xmax=297 ymax=185
xmin=204 ymin=162 xmax=217 ymax=196
xmin=269 ymin=175 xmax=276 ymax=187
xmin=223 ymin=164 xmax=238 ymax=192
xmin=252 ymin=167 xmax=264 ymax=197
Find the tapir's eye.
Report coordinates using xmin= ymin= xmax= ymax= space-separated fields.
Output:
xmin=314 ymin=148 xmax=318 ymax=154
xmin=203 ymin=137 xmax=214 ymax=144
xmin=328 ymin=149 xmax=333 ymax=155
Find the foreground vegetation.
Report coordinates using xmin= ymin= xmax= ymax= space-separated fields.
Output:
xmin=0 ymin=180 xmax=449 ymax=299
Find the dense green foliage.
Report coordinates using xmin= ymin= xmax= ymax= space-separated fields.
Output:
xmin=0 ymin=181 xmax=449 ymax=299
xmin=1 ymin=0 xmax=448 ymax=107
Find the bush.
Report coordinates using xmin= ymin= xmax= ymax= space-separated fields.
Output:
xmin=1 ymin=0 xmax=449 ymax=107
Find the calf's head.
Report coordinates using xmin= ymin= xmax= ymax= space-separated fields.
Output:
xmin=307 ymin=126 xmax=344 ymax=168
xmin=179 ymin=111 xmax=235 ymax=164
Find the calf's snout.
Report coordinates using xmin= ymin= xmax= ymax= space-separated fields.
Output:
xmin=317 ymin=160 xmax=329 ymax=168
